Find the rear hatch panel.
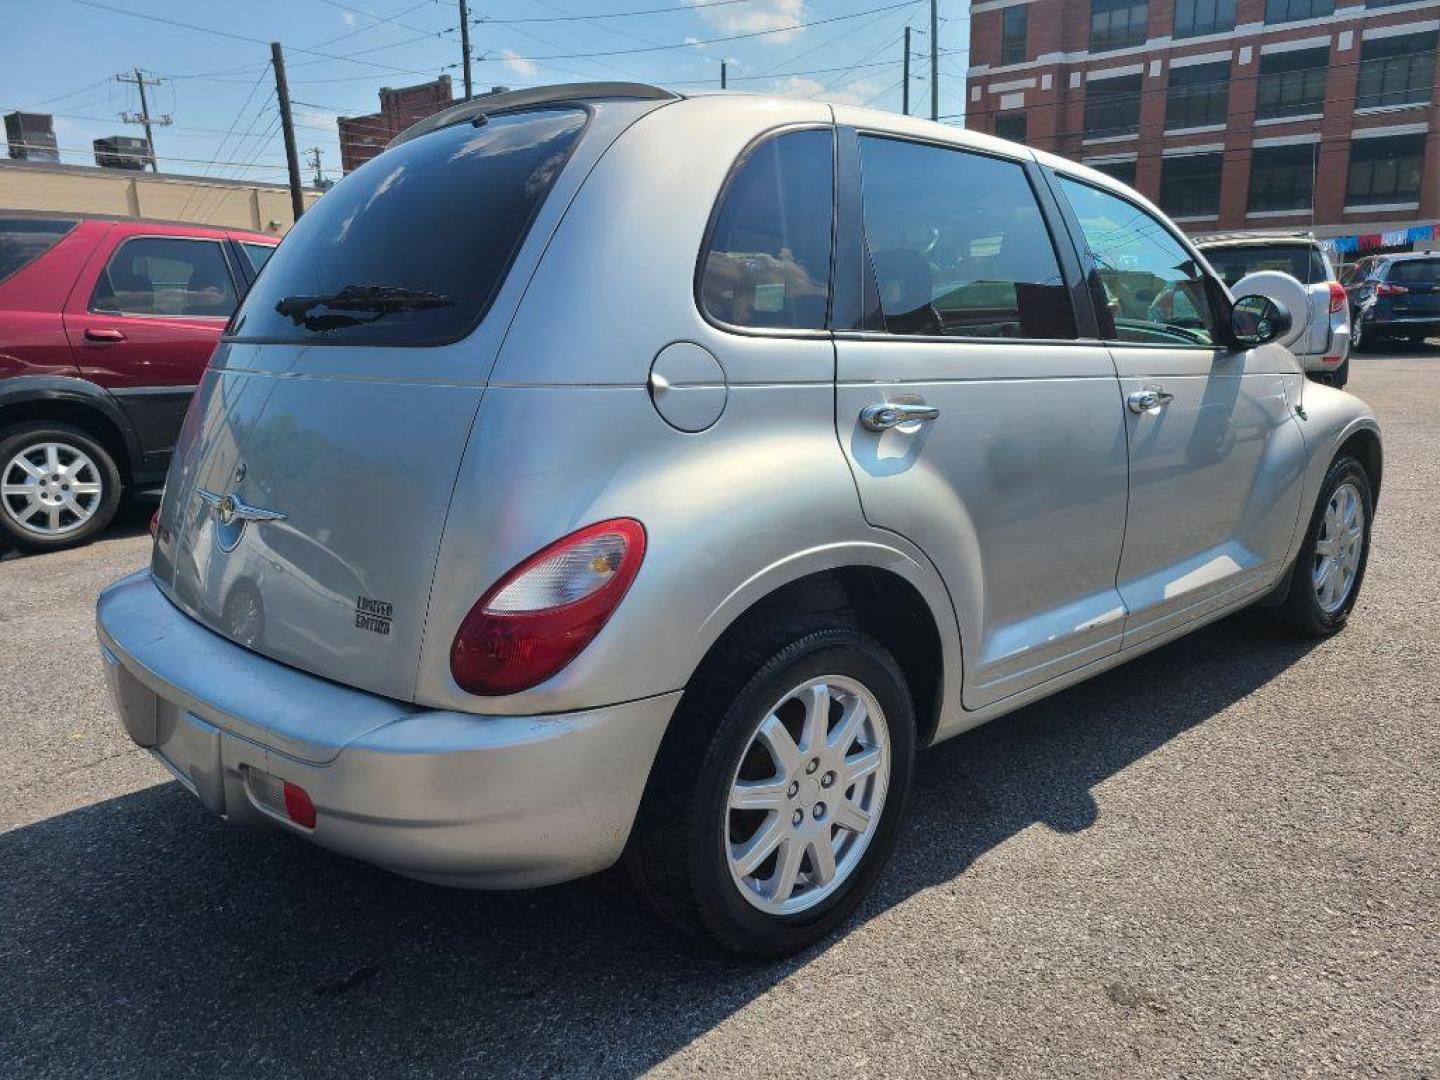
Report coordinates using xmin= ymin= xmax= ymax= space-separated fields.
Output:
xmin=149 ymin=96 xmax=675 ymax=705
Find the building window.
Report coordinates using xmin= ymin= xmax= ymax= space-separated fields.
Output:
xmin=1247 ymin=143 xmax=1316 ymax=212
xmin=1255 ymin=47 xmax=1329 ymax=119
xmin=1346 ymin=133 xmax=1426 ymax=206
xmin=1090 ymin=159 xmax=1138 ymax=186
xmin=1160 ymin=153 xmax=1223 ymax=216
xmin=1365 ymin=0 xmax=1414 ymax=7
xmin=1001 ymin=5 xmax=1029 ymax=65
xmin=1084 ymin=74 xmax=1143 ymax=137
xmin=1173 ymin=0 xmax=1236 ymax=37
xmin=1165 ymin=61 xmax=1231 ymax=129
xmin=1091 ymin=0 xmax=1149 ymax=52
xmin=995 ymin=111 xmax=1028 ymax=141
xmin=1265 ymin=0 xmax=1333 ymax=22
xmin=1355 ymin=32 xmax=1437 ymax=110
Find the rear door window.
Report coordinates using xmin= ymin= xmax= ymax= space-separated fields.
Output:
xmin=90 ymin=237 xmax=238 ymax=317
xmin=856 ymin=136 xmax=1076 ymax=340
xmin=240 ymin=242 xmax=275 ymax=275
xmin=0 ymin=217 xmax=77 ymax=286
xmin=227 ymin=107 xmax=587 ymax=346
xmin=699 ymin=128 xmax=835 ymax=331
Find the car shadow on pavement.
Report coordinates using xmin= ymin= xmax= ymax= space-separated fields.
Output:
xmin=0 ymin=497 xmax=154 ymax=561
xmin=0 ymin=615 xmax=1316 ymax=1078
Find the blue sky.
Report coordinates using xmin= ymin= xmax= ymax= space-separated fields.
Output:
xmin=0 ymin=0 xmax=970 ymax=187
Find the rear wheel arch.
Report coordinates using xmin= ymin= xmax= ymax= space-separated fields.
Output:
xmin=0 ymin=390 xmax=137 ymax=483
xmin=684 ymin=566 xmax=946 ymax=748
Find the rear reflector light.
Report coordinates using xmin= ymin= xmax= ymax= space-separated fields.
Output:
xmin=148 ymin=510 xmax=159 ymax=539
xmin=450 ymin=518 xmax=646 ymax=695
xmin=247 ymin=768 xmax=316 ymax=829
xmin=1322 ymin=355 xmax=1343 ymax=365
xmin=1328 ymin=282 xmax=1347 ymax=313
xmin=1376 ymin=283 xmax=1408 ymax=296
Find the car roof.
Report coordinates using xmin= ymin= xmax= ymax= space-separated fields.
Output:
xmin=1195 ymin=234 xmax=1319 ymax=248
xmin=0 ymin=209 xmax=276 ymax=243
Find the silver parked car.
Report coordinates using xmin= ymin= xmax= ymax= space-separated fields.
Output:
xmin=97 ymin=84 xmax=1382 ymax=957
xmin=1195 ymin=233 xmax=1352 ymax=387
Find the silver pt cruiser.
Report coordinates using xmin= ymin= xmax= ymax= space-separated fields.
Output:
xmin=97 ymin=83 xmax=1381 ymax=957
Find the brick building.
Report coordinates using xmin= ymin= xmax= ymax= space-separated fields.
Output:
xmin=338 ymin=75 xmax=455 ymax=173
xmin=965 ymin=0 xmax=1440 ymax=240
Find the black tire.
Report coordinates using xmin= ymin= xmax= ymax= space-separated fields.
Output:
xmin=1350 ymin=314 xmax=1372 ymax=353
xmin=626 ymin=622 xmax=916 ymax=958
xmin=1275 ymin=454 xmax=1374 ymax=637
xmin=0 ymin=422 xmax=122 ymax=553
xmin=1331 ymin=358 xmax=1350 ymax=389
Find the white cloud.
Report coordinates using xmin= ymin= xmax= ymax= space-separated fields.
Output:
xmin=685 ymin=0 xmax=806 ymax=44
xmin=295 ymin=108 xmax=341 ymax=130
xmin=500 ymin=49 xmax=538 ymax=77
xmin=341 ymin=11 xmax=357 ymax=28
xmin=684 ymin=35 xmax=708 ymax=53
xmin=769 ymin=75 xmax=884 ymax=106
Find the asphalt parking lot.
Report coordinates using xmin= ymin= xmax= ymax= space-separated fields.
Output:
xmin=2 ymin=353 xmax=1437 ymax=1079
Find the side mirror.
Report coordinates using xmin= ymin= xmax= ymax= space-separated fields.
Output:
xmin=1230 ymin=294 xmax=1292 ymax=348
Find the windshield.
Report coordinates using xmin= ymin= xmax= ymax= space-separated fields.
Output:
xmin=1203 ymin=243 xmax=1328 ymax=287
xmin=1387 ymin=259 xmax=1440 ymax=286
xmin=227 ymin=107 xmax=587 ymax=346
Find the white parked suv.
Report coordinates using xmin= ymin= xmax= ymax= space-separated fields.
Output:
xmin=1196 ymin=234 xmax=1352 ymax=387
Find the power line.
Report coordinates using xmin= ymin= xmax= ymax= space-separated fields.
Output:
xmin=471 ymin=1 xmax=920 ymax=62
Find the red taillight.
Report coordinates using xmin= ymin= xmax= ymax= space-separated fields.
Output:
xmin=1376 ymin=283 xmax=1409 ymax=296
xmin=283 ymin=781 xmax=316 ymax=829
xmin=450 ymin=518 xmax=647 ymax=695
xmin=148 ymin=509 xmax=159 ymax=539
xmin=1328 ymin=282 xmax=1347 ymax=313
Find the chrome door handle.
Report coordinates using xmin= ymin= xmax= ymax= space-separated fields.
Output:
xmin=1126 ymin=386 xmax=1175 ymax=414
xmin=860 ymin=402 xmax=940 ymax=431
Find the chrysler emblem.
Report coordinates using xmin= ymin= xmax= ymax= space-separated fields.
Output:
xmin=197 ymin=472 xmax=285 ymax=551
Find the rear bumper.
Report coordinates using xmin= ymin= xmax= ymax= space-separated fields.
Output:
xmin=97 ymin=570 xmax=679 ymax=888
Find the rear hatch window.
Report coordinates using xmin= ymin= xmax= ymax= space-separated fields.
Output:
xmin=1205 ymin=243 xmax=1326 ymax=287
xmin=1387 ymin=259 xmax=1440 ymax=287
xmin=0 ymin=217 xmax=77 ymax=286
xmin=226 ymin=107 xmax=587 ymax=346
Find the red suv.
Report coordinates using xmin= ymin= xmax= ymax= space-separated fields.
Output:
xmin=0 ymin=214 xmax=276 ymax=551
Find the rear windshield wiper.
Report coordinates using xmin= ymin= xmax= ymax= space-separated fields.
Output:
xmin=274 ymin=284 xmax=455 ymax=331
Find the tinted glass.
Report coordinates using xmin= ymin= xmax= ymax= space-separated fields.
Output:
xmin=1356 ymin=31 xmax=1436 ymax=109
xmin=1388 ymin=259 xmax=1440 ymax=285
xmin=0 ymin=217 xmax=76 ymax=285
xmin=1247 ymin=143 xmax=1316 ymax=213
xmin=1256 ymin=47 xmax=1329 ymax=118
xmin=1160 ymin=153 xmax=1223 ymax=217
xmin=1346 ymin=133 xmax=1426 ymax=205
xmin=700 ymin=128 xmax=834 ymax=331
xmin=1266 ymin=0 xmax=1332 ymax=21
xmin=1174 ymin=0 xmax=1235 ymax=37
xmin=241 ymin=242 xmax=275 ymax=274
xmin=228 ymin=107 xmax=587 ymax=345
xmin=1059 ymin=177 xmax=1221 ymax=347
xmin=1002 ymin=5 xmax=1028 ymax=64
xmin=1090 ymin=159 xmax=1138 ymax=186
xmin=91 ymin=237 xmax=237 ymax=317
xmin=1165 ymin=61 xmax=1230 ymax=130
xmin=1091 ymin=0 xmax=1148 ymax=51
xmin=1203 ymin=243 xmax=1326 ymax=286
xmin=995 ymin=111 xmax=1028 ymax=141
xmin=1084 ymin=74 xmax=1142 ymax=137
xmin=858 ymin=137 xmax=1075 ymax=340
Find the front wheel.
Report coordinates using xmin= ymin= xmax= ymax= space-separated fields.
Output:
xmin=627 ymin=625 xmax=916 ymax=957
xmin=1276 ymin=455 xmax=1373 ymax=636
xmin=1350 ymin=314 xmax=1375 ymax=353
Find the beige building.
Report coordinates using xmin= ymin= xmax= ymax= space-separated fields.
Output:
xmin=0 ymin=159 xmax=323 ymax=234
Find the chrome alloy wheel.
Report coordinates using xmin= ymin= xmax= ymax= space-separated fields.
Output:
xmin=1313 ymin=481 xmax=1365 ymax=614
xmin=725 ymin=676 xmax=890 ymax=916
xmin=1 ymin=441 xmax=104 ymax=537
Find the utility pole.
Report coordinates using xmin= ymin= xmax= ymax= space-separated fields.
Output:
xmin=305 ymin=146 xmax=330 ymax=190
xmin=930 ymin=0 xmax=939 ymax=122
xmin=458 ymin=0 xmax=473 ymax=100
xmin=116 ymin=69 xmax=170 ymax=171
xmin=902 ymin=27 xmax=911 ymax=116
xmin=270 ymin=42 xmax=306 ymax=223
xmin=721 ymin=60 xmax=727 ymax=89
